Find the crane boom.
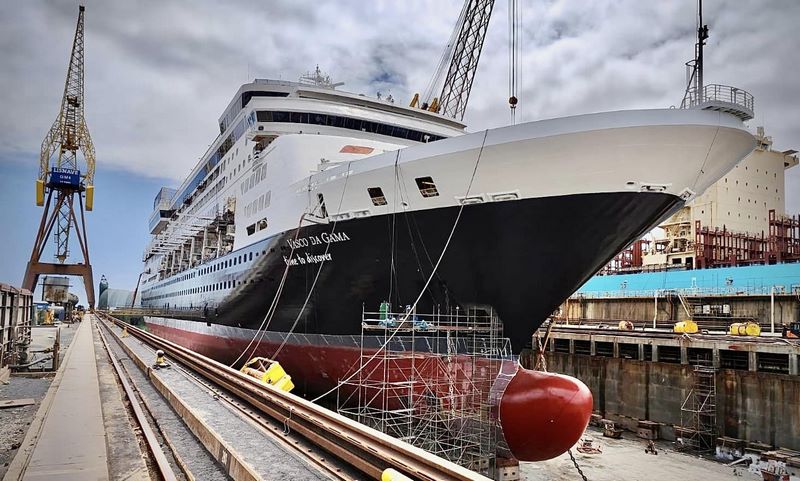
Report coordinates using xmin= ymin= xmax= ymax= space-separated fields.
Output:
xmin=436 ymin=0 xmax=495 ymax=121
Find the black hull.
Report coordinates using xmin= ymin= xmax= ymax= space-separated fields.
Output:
xmin=159 ymin=192 xmax=682 ymax=351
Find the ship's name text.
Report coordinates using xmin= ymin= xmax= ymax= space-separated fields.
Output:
xmin=286 ymin=231 xmax=351 ymax=249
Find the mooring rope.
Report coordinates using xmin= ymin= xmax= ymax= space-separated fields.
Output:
xmin=310 ymin=129 xmax=490 ymax=403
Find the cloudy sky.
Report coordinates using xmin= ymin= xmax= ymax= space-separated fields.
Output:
xmin=1 ymin=0 xmax=798 ymax=301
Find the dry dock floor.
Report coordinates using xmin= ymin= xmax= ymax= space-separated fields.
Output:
xmin=521 ymin=427 xmax=759 ymax=480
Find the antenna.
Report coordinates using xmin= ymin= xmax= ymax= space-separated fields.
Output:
xmin=681 ymin=0 xmax=709 ymax=108
xmin=696 ymin=0 xmax=709 ymax=94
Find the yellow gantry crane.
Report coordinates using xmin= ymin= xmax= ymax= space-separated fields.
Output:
xmin=23 ymin=5 xmax=97 ymax=308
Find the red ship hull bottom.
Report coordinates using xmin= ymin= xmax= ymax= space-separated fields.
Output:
xmin=145 ymin=319 xmax=592 ymax=462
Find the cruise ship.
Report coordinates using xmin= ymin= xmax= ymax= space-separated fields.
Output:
xmin=137 ymin=70 xmax=756 ymax=461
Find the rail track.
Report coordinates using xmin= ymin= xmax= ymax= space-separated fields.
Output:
xmin=95 ymin=311 xmax=489 ymax=481
xmin=95 ymin=318 xmax=182 ymax=481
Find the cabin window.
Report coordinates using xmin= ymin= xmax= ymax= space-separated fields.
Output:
xmin=368 ymin=187 xmax=387 ymax=206
xmin=415 ymin=176 xmax=439 ymax=198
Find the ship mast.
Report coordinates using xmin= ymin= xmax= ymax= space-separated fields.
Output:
xmin=682 ymin=0 xmax=709 ymax=108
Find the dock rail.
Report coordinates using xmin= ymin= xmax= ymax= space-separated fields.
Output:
xmin=95 ymin=311 xmax=489 ymax=481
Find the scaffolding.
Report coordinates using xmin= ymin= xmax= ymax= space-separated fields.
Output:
xmin=337 ymin=306 xmax=512 ymax=476
xmin=678 ymin=361 xmax=717 ymax=451
xmin=598 ymin=210 xmax=800 ymax=274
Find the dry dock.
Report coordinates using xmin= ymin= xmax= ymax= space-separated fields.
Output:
xmin=527 ymin=325 xmax=800 ymax=456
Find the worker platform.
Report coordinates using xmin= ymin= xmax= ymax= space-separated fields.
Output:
xmin=3 ymin=318 xmax=146 ymax=481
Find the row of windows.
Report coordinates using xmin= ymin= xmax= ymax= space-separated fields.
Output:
xmin=142 ymin=278 xmax=257 ymax=302
xmin=244 ymin=191 xmax=271 ymax=218
xmin=735 ymin=164 xmax=778 ymax=177
xmin=188 ymin=176 xmax=227 ymax=216
xmin=145 ymin=248 xmax=265 ymax=297
xmin=254 ymin=110 xmax=445 ymax=143
xmin=220 ymin=90 xmax=290 ymax=134
xmin=724 ymin=177 xmax=780 ymax=192
xmin=198 ymin=251 xmax=257 ymax=276
xmin=240 ymin=164 xmax=268 ymax=196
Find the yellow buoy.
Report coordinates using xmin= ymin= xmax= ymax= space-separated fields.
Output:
xmin=729 ymin=322 xmax=761 ymax=336
xmin=674 ymin=320 xmax=698 ymax=334
xmin=241 ymin=357 xmax=294 ymax=392
xmin=618 ymin=321 xmax=634 ymax=331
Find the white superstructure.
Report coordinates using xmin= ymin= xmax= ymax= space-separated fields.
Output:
xmin=139 ymin=75 xmax=755 ymax=315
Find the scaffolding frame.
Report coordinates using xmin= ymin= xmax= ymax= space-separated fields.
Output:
xmin=337 ymin=306 xmax=512 ymax=475
xmin=678 ymin=361 xmax=717 ymax=451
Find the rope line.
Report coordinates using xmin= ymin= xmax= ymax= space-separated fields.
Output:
xmin=228 ymin=212 xmax=307 ymax=367
xmin=311 ymin=129 xmax=490 ymax=403
xmin=229 ymin=162 xmax=351 ymax=367
xmin=270 ymin=161 xmax=353 ymax=360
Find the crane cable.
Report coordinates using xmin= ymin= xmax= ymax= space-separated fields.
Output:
xmin=423 ymin=1 xmax=471 ymax=105
xmin=508 ymin=0 xmax=519 ymax=124
xmin=270 ymin=162 xmax=353 ymax=360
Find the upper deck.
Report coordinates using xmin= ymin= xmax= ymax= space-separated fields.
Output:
xmin=157 ymin=77 xmax=466 ymax=227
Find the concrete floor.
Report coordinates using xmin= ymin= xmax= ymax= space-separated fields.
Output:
xmin=0 ymin=324 xmax=77 ymax=478
xmin=521 ymin=428 xmax=760 ymax=481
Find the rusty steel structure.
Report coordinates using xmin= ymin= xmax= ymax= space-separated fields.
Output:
xmin=23 ymin=6 xmax=96 ymax=307
xmin=0 ymin=284 xmax=33 ymax=371
xmin=694 ymin=210 xmax=800 ymax=269
xmin=598 ymin=239 xmax=648 ymax=275
xmin=599 ymin=210 xmax=800 ymax=274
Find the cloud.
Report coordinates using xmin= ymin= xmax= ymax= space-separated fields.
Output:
xmin=1 ymin=0 xmax=798 ymax=212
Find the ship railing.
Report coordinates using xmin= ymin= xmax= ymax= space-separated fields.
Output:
xmin=681 ymin=84 xmax=754 ymax=121
xmin=572 ymin=284 xmax=798 ymax=300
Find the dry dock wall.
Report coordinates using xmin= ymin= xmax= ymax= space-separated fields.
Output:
xmin=561 ymin=294 xmax=800 ymax=328
xmin=525 ymin=338 xmax=800 ymax=450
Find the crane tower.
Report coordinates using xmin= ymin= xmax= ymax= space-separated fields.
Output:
xmin=23 ymin=5 xmax=96 ymax=308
